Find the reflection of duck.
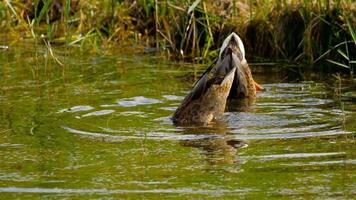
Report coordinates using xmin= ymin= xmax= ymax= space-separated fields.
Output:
xmin=173 ymin=33 xmax=262 ymax=125
xmin=181 ymin=137 xmax=246 ymax=164
xmin=179 ymin=122 xmax=247 ymax=165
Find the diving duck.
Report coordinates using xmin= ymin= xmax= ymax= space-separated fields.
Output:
xmin=172 ymin=32 xmax=261 ymax=125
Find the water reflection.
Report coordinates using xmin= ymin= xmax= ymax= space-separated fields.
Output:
xmin=226 ymin=98 xmax=255 ymax=112
xmin=179 ymin=121 xmax=247 ymax=164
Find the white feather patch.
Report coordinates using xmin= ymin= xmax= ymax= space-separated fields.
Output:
xmin=218 ymin=32 xmax=245 ymax=61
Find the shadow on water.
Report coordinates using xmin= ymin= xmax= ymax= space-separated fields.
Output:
xmin=0 ymin=43 xmax=355 ymax=198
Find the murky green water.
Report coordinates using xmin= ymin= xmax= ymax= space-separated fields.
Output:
xmin=0 ymin=42 xmax=355 ymax=199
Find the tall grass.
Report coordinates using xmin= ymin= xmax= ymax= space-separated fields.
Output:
xmin=0 ymin=0 xmax=355 ymax=73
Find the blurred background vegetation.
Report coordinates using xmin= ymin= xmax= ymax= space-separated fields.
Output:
xmin=1 ymin=0 xmax=355 ymax=74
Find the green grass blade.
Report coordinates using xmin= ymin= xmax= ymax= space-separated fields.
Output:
xmin=347 ymin=19 xmax=356 ymax=43
xmin=36 ymin=0 xmax=51 ymax=25
xmin=326 ymin=59 xmax=350 ymax=69
xmin=188 ymin=0 xmax=201 ymax=14
xmin=337 ymin=49 xmax=349 ymax=61
xmin=5 ymin=0 xmax=17 ymax=17
xmin=314 ymin=41 xmax=354 ymax=63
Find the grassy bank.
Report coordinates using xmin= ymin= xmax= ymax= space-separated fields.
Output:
xmin=1 ymin=0 xmax=355 ymax=74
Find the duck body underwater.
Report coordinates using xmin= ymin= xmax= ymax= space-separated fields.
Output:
xmin=172 ymin=32 xmax=262 ymax=125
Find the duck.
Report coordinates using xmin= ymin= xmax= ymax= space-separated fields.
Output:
xmin=172 ymin=32 xmax=262 ymax=125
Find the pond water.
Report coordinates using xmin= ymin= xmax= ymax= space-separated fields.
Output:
xmin=0 ymin=42 xmax=355 ymax=199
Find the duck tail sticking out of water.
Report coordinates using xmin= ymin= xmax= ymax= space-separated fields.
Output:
xmin=173 ymin=32 xmax=260 ymax=125
xmin=218 ymin=32 xmax=263 ymax=99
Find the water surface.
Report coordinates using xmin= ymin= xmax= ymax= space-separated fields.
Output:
xmin=0 ymin=42 xmax=355 ymax=199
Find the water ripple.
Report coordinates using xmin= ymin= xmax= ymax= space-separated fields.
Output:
xmin=0 ymin=187 xmax=252 ymax=195
xmin=257 ymin=152 xmax=346 ymax=159
xmin=117 ymin=96 xmax=162 ymax=107
xmin=58 ymin=105 xmax=94 ymax=113
xmin=62 ymin=126 xmax=351 ymax=142
xmin=81 ymin=110 xmax=115 ymax=117
xmin=228 ymin=130 xmax=350 ymax=140
xmin=281 ymin=159 xmax=356 ymax=166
